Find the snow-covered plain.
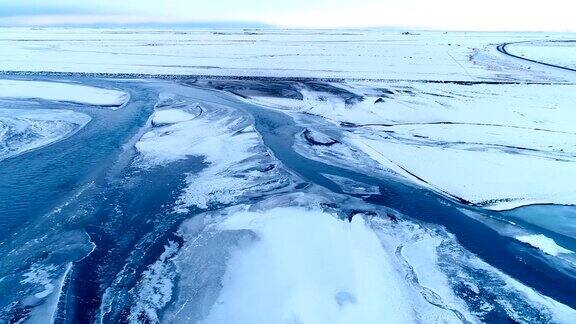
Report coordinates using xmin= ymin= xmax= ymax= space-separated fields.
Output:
xmin=0 ymin=79 xmax=128 ymax=107
xmin=506 ymin=40 xmax=576 ymax=70
xmin=0 ymin=28 xmax=575 ymax=82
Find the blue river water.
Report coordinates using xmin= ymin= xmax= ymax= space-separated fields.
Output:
xmin=0 ymin=76 xmax=575 ymax=323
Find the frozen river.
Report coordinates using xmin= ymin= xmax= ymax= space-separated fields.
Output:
xmin=1 ymin=30 xmax=576 ymax=323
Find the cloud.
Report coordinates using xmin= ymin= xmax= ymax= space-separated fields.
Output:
xmin=251 ymin=0 xmax=576 ymax=30
xmin=0 ymin=14 xmax=269 ymax=28
xmin=0 ymin=0 xmax=575 ymax=30
xmin=0 ymin=1 xmax=97 ymax=17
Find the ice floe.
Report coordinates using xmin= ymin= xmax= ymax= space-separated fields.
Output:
xmin=516 ymin=234 xmax=573 ymax=256
xmin=128 ymin=241 xmax=180 ymax=324
xmin=502 ymin=205 xmax=576 ymax=239
xmin=0 ymin=230 xmax=94 ymax=324
xmin=151 ymin=108 xmax=199 ymax=126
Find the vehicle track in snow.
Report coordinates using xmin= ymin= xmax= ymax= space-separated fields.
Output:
xmin=497 ymin=41 xmax=576 ymax=73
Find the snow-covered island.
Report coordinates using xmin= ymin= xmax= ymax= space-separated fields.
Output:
xmin=0 ymin=80 xmax=129 ymax=107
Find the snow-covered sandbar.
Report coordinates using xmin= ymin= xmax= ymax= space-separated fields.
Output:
xmin=0 ymin=108 xmax=91 ymax=161
xmin=0 ymin=80 xmax=128 ymax=107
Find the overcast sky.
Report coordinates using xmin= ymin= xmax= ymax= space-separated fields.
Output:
xmin=0 ymin=0 xmax=575 ymax=31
